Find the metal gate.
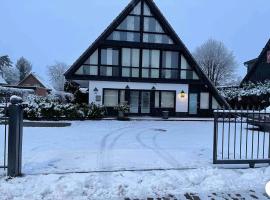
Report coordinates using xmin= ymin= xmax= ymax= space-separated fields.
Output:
xmin=213 ymin=108 xmax=270 ymax=168
xmin=0 ymin=99 xmax=9 ymax=171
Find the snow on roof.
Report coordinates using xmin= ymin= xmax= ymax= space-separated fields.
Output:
xmin=31 ymin=72 xmax=53 ymax=90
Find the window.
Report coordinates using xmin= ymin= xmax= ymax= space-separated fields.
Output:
xmin=101 ymin=48 xmax=119 ymax=77
xmin=104 ymin=90 xmax=118 ymax=106
xmin=108 ymin=31 xmax=140 ymax=42
xmin=155 ymin=91 xmax=160 ymax=108
xmin=144 ymin=17 xmax=164 ymax=33
xmin=120 ymin=90 xmax=126 ymax=104
xmin=180 ymin=55 xmax=199 ymax=80
xmin=117 ymin=16 xmax=140 ymax=31
xmin=162 ymin=51 xmax=179 ymax=79
xmin=75 ymin=50 xmax=98 ymax=75
xmin=122 ymin=48 xmax=140 ymax=77
xmin=130 ymin=2 xmax=141 ymax=15
xmin=200 ymin=92 xmax=209 ymax=109
xmin=142 ymin=49 xmax=160 ymax=78
xmin=143 ymin=33 xmax=173 ymax=44
xmin=161 ymin=92 xmax=175 ymax=108
xmin=143 ymin=2 xmax=152 ymax=16
xmin=212 ymin=97 xmax=219 ymax=109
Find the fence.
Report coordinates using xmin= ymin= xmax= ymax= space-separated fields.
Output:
xmin=213 ymin=108 xmax=270 ymax=168
xmin=0 ymin=97 xmax=9 ymax=171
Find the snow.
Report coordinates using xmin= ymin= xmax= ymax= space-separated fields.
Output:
xmin=0 ymin=121 xmax=269 ymax=199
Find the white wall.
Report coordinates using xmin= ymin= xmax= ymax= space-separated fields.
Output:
xmin=89 ymin=81 xmax=189 ymax=113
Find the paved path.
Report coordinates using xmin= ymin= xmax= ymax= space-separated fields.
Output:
xmin=125 ymin=190 xmax=270 ymax=200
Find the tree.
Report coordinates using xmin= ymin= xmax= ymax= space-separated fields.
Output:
xmin=2 ymin=66 xmax=20 ymax=84
xmin=16 ymin=57 xmax=32 ymax=81
xmin=47 ymin=62 xmax=68 ymax=91
xmin=193 ymin=39 xmax=237 ymax=86
xmin=0 ymin=55 xmax=12 ymax=70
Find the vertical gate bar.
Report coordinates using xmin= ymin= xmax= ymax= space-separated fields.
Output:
xmin=222 ymin=107 xmax=225 ymax=159
xmin=251 ymin=107 xmax=255 ymax=159
xmin=234 ymin=109 xmax=237 ymax=159
xmin=257 ymin=108 xmax=260 ymax=159
xmin=263 ymin=108 xmax=266 ymax=158
xmin=213 ymin=111 xmax=218 ymax=164
xmin=240 ymin=107 xmax=243 ymax=159
xmin=228 ymin=109 xmax=231 ymax=159
xmin=3 ymin=96 xmax=8 ymax=170
xmin=246 ymin=108 xmax=249 ymax=159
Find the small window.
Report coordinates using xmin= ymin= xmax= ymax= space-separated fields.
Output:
xmin=75 ymin=50 xmax=98 ymax=75
xmin=117 ymin=16 xmax=140 ymax=31
xmin=130 ymin=2 xmax=141 ymax=15
xmin=200 ymin=93 xmax=209 ymax=109
xmin=104 ymin=90 xmax=118 ymax=107
xmin=144 ymin=17 xmax=164 ymax=33
xmin=212 ymin=97 xmax=220 ymax=109
xmin=161 ymin=92 xmax=175 ymax=108
xmin=143 ymin=2 xmax=152 ymax=16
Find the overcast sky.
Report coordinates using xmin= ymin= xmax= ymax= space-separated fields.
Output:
xmin=1 ymin=0 xmax=269 ymax=81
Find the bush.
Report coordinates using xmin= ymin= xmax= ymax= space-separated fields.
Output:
xmin=24 ymin=96 xmax=105 ymax=120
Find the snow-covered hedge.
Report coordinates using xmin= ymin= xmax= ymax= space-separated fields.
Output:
xmin=219 ymin=81 xmax=270 ymax=100
xmin=0 ymin=86 xmax=34 ymax=100
xmin=24 ymin=96 xmax=105 ymax=120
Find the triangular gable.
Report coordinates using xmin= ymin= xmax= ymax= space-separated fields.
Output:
xmin=241 ymin=39 xmax=270 ymax=85
xmin=65 ymin=0 xmax=229 ymax=108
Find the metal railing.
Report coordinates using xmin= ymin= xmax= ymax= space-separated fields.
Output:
xmin=213 ymin=108 xmax=270 ymax=168
xmin=0 ymin=98 xmax=9 ymax=170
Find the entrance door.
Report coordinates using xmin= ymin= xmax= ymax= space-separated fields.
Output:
xmin=129 ymin=91 xmax=151 ymax=114
xmin=189 ymin=93 xmax=198 ymax=115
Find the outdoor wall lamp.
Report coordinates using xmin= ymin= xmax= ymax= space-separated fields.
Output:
xmin=151 ymin=86 xmax=156 ymax=90
xmin=93 ymin=87 xmax=98 ymax=94
xmin=180 ymin=90 xmax=185 ymax=98
xmin=125 ymin=85 xmax=130 ymax=90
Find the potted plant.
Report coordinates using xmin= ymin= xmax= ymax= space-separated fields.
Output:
xmin=114 ymin=103 xmax=130 ymax=120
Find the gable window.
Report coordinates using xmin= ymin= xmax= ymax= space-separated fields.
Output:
xmin=143 ymin=2 xmax=152 ymax=16
xmin=180 ymin=55 xmax=199 ymax=80
xmin=200 ymin=92 xmax=209 ymax=109
xmin=144 ymin=17 xmax=164 ymax=33
xmin=75 ymin=50 xmax=98 ymax=75
xmin=130 ymin=2 xmax=141 ymax=15
xmin=142 ymin=49 xmax=160 ymax=78
xmin=108 ymin=31 xmax=140 ymax=42
xmin=122 ymin=48 xmax=140 ymax=78
xmin=100 ymin=48 xmax=119 ymax=77
xmin=212 ymin=97 xmax=220 ymax=109
xmin=162 ymin=51 xmax=179 ymax=79
xmin=117 ymin=16 xmax=140 ymax=31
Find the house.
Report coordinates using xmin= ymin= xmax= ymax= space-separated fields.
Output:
xmin=241 ymin=39 xmax=270 ymax=84
xmin=13 ymin=73 xmax=52 ymax=96
xmin=65 ymin=0 xmax=229 ymax=117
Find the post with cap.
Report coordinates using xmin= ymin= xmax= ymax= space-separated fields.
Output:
xmin=8 ymin=96 xmax=24 ymax=177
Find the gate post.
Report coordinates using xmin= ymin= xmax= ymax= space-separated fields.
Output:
xmin=213 ymin=111 xmax=218 ymax=164
xmin=8 ymin=96 xmax=23 ymax=177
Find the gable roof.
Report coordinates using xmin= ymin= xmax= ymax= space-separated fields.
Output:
xmin=18 ymin=72 xmax=53 ymax=90
xmin=241 ymin=39 xmax=270 ymax=85
xmin=64 ymin=0 xmax=230 ymax=108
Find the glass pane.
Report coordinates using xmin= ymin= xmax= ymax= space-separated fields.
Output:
xmin=200 ymin=93 xmax=209 ymax=109
xmin=122 ymin=48 xmax=131 ymax=66
xmin=181 ymin=55 xmax=191 ymax=69
xmin=143 ymin=33 xmax=173 ymax=44
xmin=122 ymin=68 xmax=130 ymax=77
xmin=130 ymin=91 xmax=139 ymax=113
xmin=100 ymin=66 xmax=113 ymax=76
xmin=142 ymin=50 xmax=150 ymax=67
xmin=155 ymin=92 xmax=160 ymax=108
xmin=143 ymin=2 xmax=152 ymax=16
xmin=132 ymin=49 xmax=140 ymax=67
xmin=141 ymin=92 xmax=150 ymax=113
xmin=193 ymin=72 xmax=199 ymax=80
xmin=75 ymin=65 xmax=98 ymax=75
xmin=120 ymin=90 xmax=126 ymax=104
xmin=144 ymin=17 xmax=164 ymax=33
xmin=104 ymin=90 xmax=118 ymax=106
xmin=117 ymin=16 xmax=140 ymax=31
xmin=189 ymin=94 xmax=198 ymax=114
xmin=107 ymin=31 xmax=140 ymax=42
xmin=162 ymin=51 xmax=179 ymax=69
xmin=151 ymin=69 xmax=159 ymax=78
xmin=130 ymin=2 xmax=141 ymax=15
xmin=162 ymin=69 xmax=178 ymax=79
xmin=212 ymin=97 xmax=219 ymax=109
xmin=151 ymin=50 xmax=160 ymax=68
xmin=101 ymin=48 xmax=119 ymax=66
xmin=85 ymin=50 xmax=98 ymax=65
xmin=161 ymin=92 xmax=174 ymax=108
xmin=180 ymin=70 xmax=186 ymax=79
xmin=132 ymin=68 xmax=139 ymax=77
xmin=142 ymin=69 xmax=149 ymax=78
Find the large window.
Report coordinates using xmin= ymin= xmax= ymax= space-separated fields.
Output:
xmin=142 ymin=49 xmax=160 ymax=78
xmin=122 ymin=48 xmax=140 ymax=78
xmin=75 ymin=50 xmax=98 ymax=75
xmin=104 ymin=90 xmax=119 ymax=106
xmin=180 ymin=55 xmax=199 ymax=80
xmin=161 ymin=91 xmax=175 ymax=108
xmin=200 ymin=92 xmax=210 ymax=109
xmin=100 ymin=48 xmax=119 ymax=77
xmin=162 ymin=51 xmax=179 ymax=79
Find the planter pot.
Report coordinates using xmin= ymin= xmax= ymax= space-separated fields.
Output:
xmin=118 ymin=111 xmax=125 ymax=118
xmin=162 ymin=111 xmax=169 ymax=119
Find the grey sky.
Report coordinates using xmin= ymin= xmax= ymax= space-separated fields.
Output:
xmin=1 ymin=0 xmax=269 ymax=81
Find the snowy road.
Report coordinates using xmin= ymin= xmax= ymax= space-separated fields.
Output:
xmin=0 ymin=120 xmax=269 ymax=199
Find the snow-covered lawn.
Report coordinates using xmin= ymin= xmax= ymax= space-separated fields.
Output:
xmin=0 ymin=120 xmax=269 ymax=199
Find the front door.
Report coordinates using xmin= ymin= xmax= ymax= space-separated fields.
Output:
xmin=129 ymin=91 xmax=151 ymax=114
xmin=189 ymin=93 xmax=198 ymax=115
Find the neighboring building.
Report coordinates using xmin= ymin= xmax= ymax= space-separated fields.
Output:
xmin=65 ymin=0 xmax=229 ymax=117
xmin=241 ymin=39 xmax=270 ymax=84
xmin=14 ymin=73 xmax=52 ymax=96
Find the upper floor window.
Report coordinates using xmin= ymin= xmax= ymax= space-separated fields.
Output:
xmin=75 ymin=50 xmax=98 ymax=76
xmin=162 ymin=51 xmax=179 ymax=79
xmin=122 ymin=48 xmax=140 ymax=78
xmin=100 ymin=48 xmax=119 ymax=77
xmin=142 ymin=49 xmax=160 ymax=78
xmin=180 ymin=55 xmax=199 ymax=80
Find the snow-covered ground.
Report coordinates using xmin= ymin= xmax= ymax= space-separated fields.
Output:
xmin=0 ymin=121 xmax=269 ymax=199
